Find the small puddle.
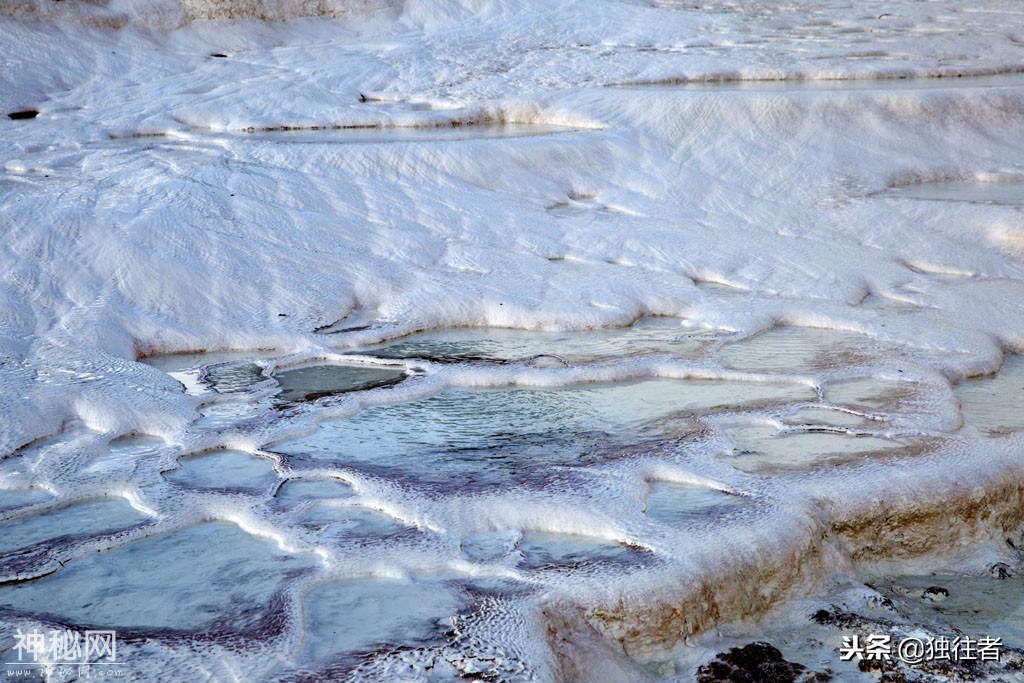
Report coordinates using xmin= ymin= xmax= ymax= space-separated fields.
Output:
xmin=644 ymin=481 xmax=747 ymax=524
xmin=141 ymin=351 xmax=265 ymax=397
xmin=164 ymin=450 xmax=279 ymax=492
xmin=516 ymin=531 xmax=640 ymax=569
xmin=0 ymin=522 xmax=316 ymax=631
xmin=361 ymin=317 xmax=717 ymax=363
xmin=957 ymin=355 xmax=1024 ymax=434
xmin=274 ymin=478 xmax=354 ymax=508
xmin=724 ymin=425 xmax=909 ymax=473
xmin=145 ymin=352 xmax=409 ymax=402
xmin=202 ymin=361 xmax=267 ymax=394
xmin=140 ymin=350 xmax=261 ymax=374
xmin=194 ymin=400 xmax=264 ymax=428
xmin=459 ymin=529 xmax=643 ymax=569
xmin=825 ymin=377 xmax=917 ymax=412
xmin=298 ymin=579 xmax=466 ymax=667
xmin=0 ymin=498 xmax=149 ymax=555
xmin=298 ymin=503 xmax=408 ymax=541
xmin=720 ymin=327 xmax=874 ymax=373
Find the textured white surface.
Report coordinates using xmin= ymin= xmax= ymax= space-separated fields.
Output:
xmin=3 ymin=1 xmax=1024 ymax=679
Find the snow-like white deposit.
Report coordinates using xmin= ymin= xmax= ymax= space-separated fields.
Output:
xmin=2 ymin=0 xmax=1024 ymax=680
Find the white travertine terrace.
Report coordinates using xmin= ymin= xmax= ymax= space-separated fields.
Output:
xmin=3 ymin=1 xmax=1024 ymax=679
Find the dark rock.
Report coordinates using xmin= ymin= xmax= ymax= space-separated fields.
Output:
xmin=921 ymin=586 xmax=949 ymax=602
xmin=865 ymin=594 xmax=897 ymax=612
xmin=989 ymin=562 xmax=1014 ymax=579
xmin=696 ymin=642 xmax=828 ymax=682
xmin=857 ymin=657 xmax=908 ymax=682
xmin=8 ymin=109 xmax=38 ymax=120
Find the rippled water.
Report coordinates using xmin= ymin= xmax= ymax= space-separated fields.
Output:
xmin=362 ymin=317 xmax=718 ymax=362
xmin=270 ymin=377 xmax=811 ymax=491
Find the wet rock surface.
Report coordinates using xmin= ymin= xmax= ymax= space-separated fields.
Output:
xmin=273 ymin=363 xmax=406 ymax=402
xmin=921 ymin=586 xmax=949 ymax=603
